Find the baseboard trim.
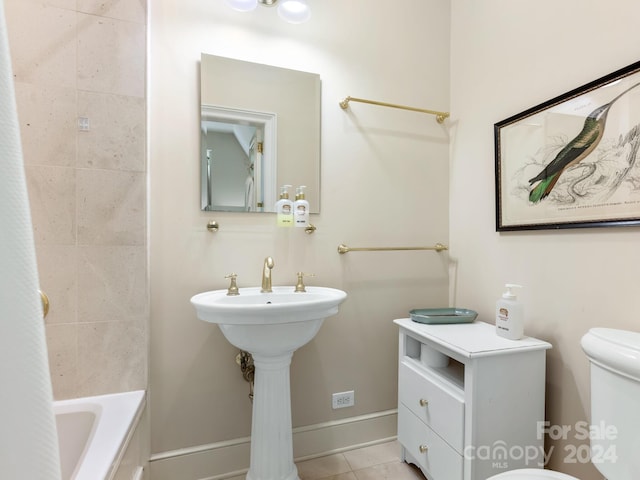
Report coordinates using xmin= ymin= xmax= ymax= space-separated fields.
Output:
xmin=149 ymin=409 xmax=398 ymax=480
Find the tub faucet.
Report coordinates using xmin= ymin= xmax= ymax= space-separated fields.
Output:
xmin=261 ymin=256 xmax=274 ymax=293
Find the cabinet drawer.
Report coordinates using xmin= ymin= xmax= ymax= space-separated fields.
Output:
xmin=398 ymin=405 xmax=463 ymax=480
xmin=399 ymin=360 xmax=464 ymax=452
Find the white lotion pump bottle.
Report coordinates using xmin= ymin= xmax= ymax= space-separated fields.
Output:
xmin=293 ymin=185 xmax=309 ymax=228
xmin=495 ymin=284 xmax=524 ymax=340
xmin=275 ymin=185 xmax=293 ymax=227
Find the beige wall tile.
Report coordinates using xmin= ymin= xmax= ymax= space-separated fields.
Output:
xmin=8 ymin=0 xmax=147 ymax=403
xmin=36 ymin=0 xmax=77 ymax=9
xmin=77 ymin=246 xmax=147 ymax=323
xmin=77 ymin=0 xmax=147 ymax=24
xmin=25 ymin=165 xmax=76 ymax=245
xmin=77 ymin=91 xmax=146 ymax=171
xmin=77 ymin=13 xmax=145 ymax=98
xmin=15 ymin=82 xmax=77 ymax=167
xmin=76 ymin=320 xmax=146 ymax=396
xmin=77 ymin=169 xmax=146 ymax=245
xmin=46 ymin=323 xmax=78 ymax=400
xmin=36 ymin=244 xmax=77 ymax=325
xmin=5 ymin=1 xmax=76 ymax=87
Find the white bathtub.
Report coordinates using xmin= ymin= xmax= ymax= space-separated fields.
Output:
xmin=54 ymin=390 xmax=146 ymax=480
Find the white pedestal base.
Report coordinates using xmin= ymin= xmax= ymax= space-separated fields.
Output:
xmin=246 ymin=353 xmax=300 ymax=480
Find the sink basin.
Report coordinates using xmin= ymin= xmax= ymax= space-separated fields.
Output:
xmin=191 ymin=286 xmax=347 ymax=325
xmin=190 ymin=285 xmax=347 ymax=480
xmin=191 ymin=286 xmax=346 ymax=355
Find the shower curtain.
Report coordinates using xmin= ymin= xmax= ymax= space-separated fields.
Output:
xmin=0 ymin=0 xmax=62 ymax=478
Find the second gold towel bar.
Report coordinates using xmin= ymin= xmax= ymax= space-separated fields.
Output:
xmin=337 ymin=243 xmax=448 ymax=254
xmin=339 ymin=96 xmax=450 ymax=124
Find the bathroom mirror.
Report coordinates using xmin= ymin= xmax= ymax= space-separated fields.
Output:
xmin=200 ymin=54 xmax=321 ymax=213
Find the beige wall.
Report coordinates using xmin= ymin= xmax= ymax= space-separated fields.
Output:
xmin=149 ymin=0 xmax=450 ymax=467
xmin=6 ymin=0 xmax=148 ymax=399
xmin=450 ymin=1 xmax=640 ymax=478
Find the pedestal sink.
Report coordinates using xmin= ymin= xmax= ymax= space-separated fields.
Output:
xmin=191 ymin=286 xmax=347 ymax=480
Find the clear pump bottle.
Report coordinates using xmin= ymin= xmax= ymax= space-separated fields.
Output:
xmin=275 ymin=185 xmax=293 ymax=227
xmin=293 ymin=185 xmax=309 ymax=228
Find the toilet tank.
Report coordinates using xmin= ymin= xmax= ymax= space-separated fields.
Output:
xmin=581 ymin=328 xmax=640 ymax=480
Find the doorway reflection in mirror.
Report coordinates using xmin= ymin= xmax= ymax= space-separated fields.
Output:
xmin=200 ymin=106 xmax=276 ymax=212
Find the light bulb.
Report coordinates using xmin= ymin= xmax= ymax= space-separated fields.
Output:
xmin=277 ymin=0 xmax=311 ymax=24
xmin=226 ymin=0 xmax=258 ymax=12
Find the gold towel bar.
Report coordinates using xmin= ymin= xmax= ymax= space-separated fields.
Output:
xmin=339 ymin=96 xmax=450 ymax=124
xmin=337 ymin=243 xmax=448 ymax=254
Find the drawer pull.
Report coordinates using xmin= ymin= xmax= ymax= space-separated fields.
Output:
xmin=419 ymin=398 xmax=429 ymax=407
xmin=419 ymin=444 xmax=429 ymax=454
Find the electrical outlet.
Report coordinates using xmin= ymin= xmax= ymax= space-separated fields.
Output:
xmin=332 ymin=390 xmax=354 ymax=409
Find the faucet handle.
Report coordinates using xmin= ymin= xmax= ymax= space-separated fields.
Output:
xmin=294 ymin=272 xmax=315 ymax=293
xmin=225 ymin=273 xmax=240 ymax=296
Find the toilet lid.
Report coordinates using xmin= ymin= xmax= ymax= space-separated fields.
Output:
xmin=487 ymin=468 xmax=580 ymax=480
xmin=582 ymin=327 xmax=640 ymax=381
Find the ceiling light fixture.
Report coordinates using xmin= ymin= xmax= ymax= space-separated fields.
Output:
xmin=225 ymin=0 xmax=311 ymax=24
xmin=277 ymin=0 xmax=311 ymax=24
xmin=226 ymin=0 xmax=259 ymax=12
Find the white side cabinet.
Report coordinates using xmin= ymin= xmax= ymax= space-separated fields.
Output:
xmin=394 ymin=318 xmax=552 ymax=480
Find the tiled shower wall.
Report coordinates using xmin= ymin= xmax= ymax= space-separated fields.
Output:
xmin=5 ymin=0 xmax=148 ymax=399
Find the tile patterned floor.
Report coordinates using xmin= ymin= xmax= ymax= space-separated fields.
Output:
xmin=227 ymin=441 xmax=426 ymax=480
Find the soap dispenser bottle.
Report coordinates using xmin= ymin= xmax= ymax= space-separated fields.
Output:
xmin=495 ymin=284 xmax=524 ymax=340
xmin=293 ymin=185 xmax=309 ymax=228
xmin=275 ymin=185 xmax=293 ymax=227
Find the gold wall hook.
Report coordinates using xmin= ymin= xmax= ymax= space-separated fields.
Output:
xmin=206 ymin=220 xmax=219 ymax=232
xmin=304 ymin=223 xmax=317 ymax=234
xmin=39 ymin=290 xmax=50 ymax=319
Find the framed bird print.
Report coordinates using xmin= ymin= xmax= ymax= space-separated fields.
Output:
xmin=495 ymin=59 xmax=640 ymax=231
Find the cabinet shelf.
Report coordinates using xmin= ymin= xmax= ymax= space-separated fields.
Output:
xmin=402 ymin=355 xmax=464 ymax=393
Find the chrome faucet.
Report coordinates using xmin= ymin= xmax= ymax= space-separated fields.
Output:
xmin=261 ymin=256 xmax=274 ymax=293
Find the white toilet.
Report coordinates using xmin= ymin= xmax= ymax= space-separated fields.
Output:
xmin=487 ymin=327 xmax=640 ymax=480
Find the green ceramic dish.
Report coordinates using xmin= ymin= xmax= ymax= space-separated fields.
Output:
xmin=409 ymin=308 xmax=478 ymax=325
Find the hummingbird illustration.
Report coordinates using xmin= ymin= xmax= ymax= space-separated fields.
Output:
xmin=528 ymin=81 xmax=640 ymax=203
